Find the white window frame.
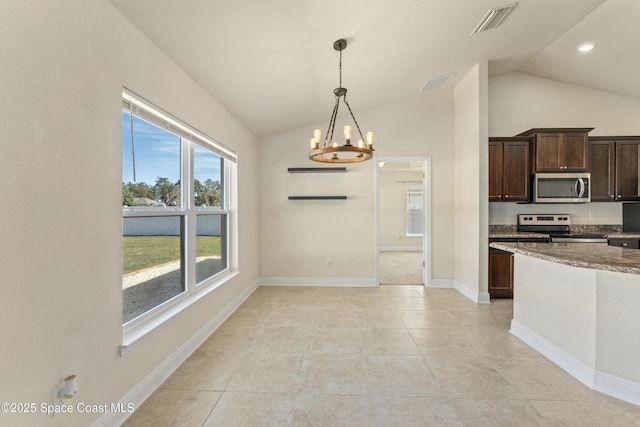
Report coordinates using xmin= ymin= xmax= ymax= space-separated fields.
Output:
xmin=120 ymin=89 xmax=238 ymax=355
xmin=406 ymin=186 xmax=424 ymax=237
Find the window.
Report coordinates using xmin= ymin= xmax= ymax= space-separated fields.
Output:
xmin=406 ymin=186 xmax=423 ymax=236
xmin=121 ymin=90 xmax=237 ymax=333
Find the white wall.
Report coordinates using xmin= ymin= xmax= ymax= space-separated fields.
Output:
xmin=489 ymin=71 xmax=640 ymax=137
xmin=0 ymin=2 xmax=258 ymax=426
xmin=453 ymin=63 xmax=490 ymax=299
xmin=379 ymin=170 xmax=423 ymax=250
xmin=259 ymin=92 xmax=455 ymax=282
xmin=488 ymin=71 xmax=640 ymax=226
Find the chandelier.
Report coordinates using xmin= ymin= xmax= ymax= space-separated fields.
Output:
xmin=309 ymin=39 xmax=375 ymax=163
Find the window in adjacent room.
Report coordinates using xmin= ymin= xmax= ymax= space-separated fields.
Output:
xmin=406 ymin=186 xmax=423 ymax=237
xmin=121 ymin=89 xmax=237 ymax=334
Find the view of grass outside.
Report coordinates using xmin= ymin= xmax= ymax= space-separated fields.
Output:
xmin=123 ymin=236 xmax=221 ymax=275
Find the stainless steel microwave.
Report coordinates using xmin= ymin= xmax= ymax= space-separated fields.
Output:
xmin=533 ymin=173 xmax=591 ymax=203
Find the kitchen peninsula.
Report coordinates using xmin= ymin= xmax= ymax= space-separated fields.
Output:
xmin=490 ymin=241 xmax=640 ymax=406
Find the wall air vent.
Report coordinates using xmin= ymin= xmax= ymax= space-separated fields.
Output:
xmin=420 ymin=73 xmax=455 ymax=93
xmin=471 ymin=2 xmax=518 ymax=35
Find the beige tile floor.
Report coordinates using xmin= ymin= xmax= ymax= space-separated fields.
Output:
xmin=379 ymin=252 xmax=423 ymax=285
xmin=122 ymin=285 xmax=640 ymax=426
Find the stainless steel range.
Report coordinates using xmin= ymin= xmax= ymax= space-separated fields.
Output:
xmin=517 ymin=214 xmax=608 ymax=243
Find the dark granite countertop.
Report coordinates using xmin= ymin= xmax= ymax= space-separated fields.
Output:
xmin=489 ymin=232 xmax=550 ymax=239
xmin=489 ymin=242 xmax=640 ymax=275
xmin=606 ymin=232 xmax=640 ymax=238
xmin=489 ymin=224 xmax=640 ymax=239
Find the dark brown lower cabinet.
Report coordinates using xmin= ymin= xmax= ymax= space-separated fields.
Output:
xmin=488 ymin=237 xmax=549 ymax=299
xmin=488 ymin=248 xmax=514 ymax=299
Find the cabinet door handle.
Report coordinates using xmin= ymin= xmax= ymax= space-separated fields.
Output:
xmin=504 ymin=195 xmax=509 ymax=199
xmin=622 ymin=243 xmax=628 ymax=247
xmin=610 ymin=195 xmax=615 ymax=198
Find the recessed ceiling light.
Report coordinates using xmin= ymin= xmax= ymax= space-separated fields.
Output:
xmin=578 ymin=42 xmax=595 ymax=53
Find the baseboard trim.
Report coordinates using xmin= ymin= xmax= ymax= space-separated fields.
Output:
xmin=428 ymin=279 xmax=455 ymax=288
xmin=259 ymin=277 xmax=376 ymax=287
xmin=510 ymin=319 xmax=595 ymax=388
xmin=454 ymin=280 xmax=490 ymax=304
xmin=380 ymin=247 xmax=422 ymax=252
xmin=511 ymin=320 xmax=640 ymax=407
xmin=477 ymin=292 xmax=491 ymax=304
xmin=91 ymin=279 xmax=259 ymax=427
xmin=594 ymin=371 xmax=640 ymax=406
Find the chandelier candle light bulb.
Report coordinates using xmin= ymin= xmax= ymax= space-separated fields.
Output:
xmin=366 ymin=131 xmax=374 ymax=148
xmin=343 ymin=125 xmax=352 ymax=145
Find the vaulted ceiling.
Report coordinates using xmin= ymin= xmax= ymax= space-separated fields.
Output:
xmin=109 ymin=0 xmax=639 ymax=137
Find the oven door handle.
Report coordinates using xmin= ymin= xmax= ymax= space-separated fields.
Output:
xmin=577 ymin=178 xmax=585 ymax=198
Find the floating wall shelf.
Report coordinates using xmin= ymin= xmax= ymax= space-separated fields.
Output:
xmin=287 ymin=167 xmax=346 ymax=173
xmin=288 ymin=196 xmax=347 ymax=200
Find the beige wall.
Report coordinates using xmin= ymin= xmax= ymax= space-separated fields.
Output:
xmin=513 ymin=256 xmax=598 ymax=368
xmin=488 ymin=71 xmax=640 ymax=226
xmin=453 ymin=63 xmax=489 ymax=298
xmin=512 ymin=255 xmax=640 ymax=400
xmin=379 ymin=170 xmax=423 ymax=250
xmin=489 ymin=71 xmax=640 ymax=137
xmin=596 ymin=270 xmax=640 ymax=384
xmin=259 ymin=93 xmax=456 ymax=282
xmin=0 ymin=2 xmax=258 ymax=426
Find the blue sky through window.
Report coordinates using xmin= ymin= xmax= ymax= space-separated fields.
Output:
xmin=122 ymin=111 xmax=221 ymax=185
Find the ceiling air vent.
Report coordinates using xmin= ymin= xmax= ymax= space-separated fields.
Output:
xmin=471 ymin=2 xmax=518 ymax=35
xmin=420 ymin=73 xmax=455 ymax=93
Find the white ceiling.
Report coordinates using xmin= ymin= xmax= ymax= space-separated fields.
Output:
xmin=108 ymin=0 xmax=638 ymax=138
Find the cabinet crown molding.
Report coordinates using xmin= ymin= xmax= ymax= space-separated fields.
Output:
xmin=516 ymin=128 xmax=594 ymax=136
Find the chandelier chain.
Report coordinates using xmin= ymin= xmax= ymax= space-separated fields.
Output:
xmin=325 ymin=97 xmax=340 ymax=145
xmin=343 ymin=96 xmax=366 ymax=142
xmin=339 ymin=48 xmax=342 ymax=88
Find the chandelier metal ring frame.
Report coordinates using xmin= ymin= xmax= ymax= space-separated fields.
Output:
xmin=308 ymin=39 xmax=375 ymax=163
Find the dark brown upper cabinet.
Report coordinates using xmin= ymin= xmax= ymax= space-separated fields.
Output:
xmin=589 ymin=140 xmax=616 ymax=201
xmin=518 ymin=128 xmax=593 ymax=173
xmin=590 ymin=136 xmax=640 ymax=202
xmin=489 ymin=137 xmax=530 ymax=202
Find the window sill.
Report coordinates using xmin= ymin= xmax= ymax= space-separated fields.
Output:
xmin=119 ymin=269 xmax=240 ymax=356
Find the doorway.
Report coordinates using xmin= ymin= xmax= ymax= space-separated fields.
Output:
xmin=375 ymin=157 xmax=431 ymax=286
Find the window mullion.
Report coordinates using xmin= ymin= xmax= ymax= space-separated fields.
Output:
xmin=183 ymin=138 xmax=196 ymax=293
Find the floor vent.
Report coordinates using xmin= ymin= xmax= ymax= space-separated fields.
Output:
xmin=471 ymin=2 xmax=518 ymax=35
xmin=420 ymin=73 xmax=455 ymax=92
